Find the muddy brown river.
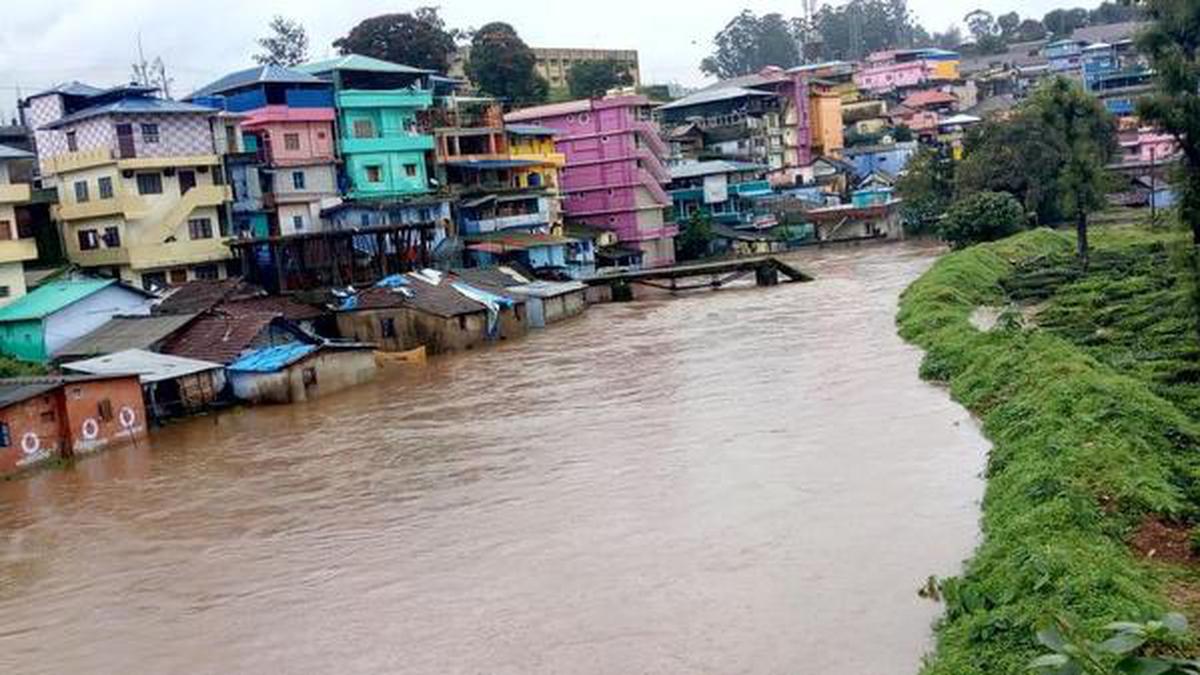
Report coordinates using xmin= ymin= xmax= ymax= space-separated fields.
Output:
xmin=0 ymin=242 xmax=986 ymax=674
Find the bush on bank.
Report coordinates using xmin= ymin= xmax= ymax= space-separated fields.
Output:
xmin=898 ymin=228 xmax=1200 ymax=674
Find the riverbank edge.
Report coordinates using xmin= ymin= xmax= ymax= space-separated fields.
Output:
xmin=897 ymin=228 xmax=1199 ymax=674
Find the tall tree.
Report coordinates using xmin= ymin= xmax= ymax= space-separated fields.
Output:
xmin=997 ymin=12 xmax=1022 ymax=39
xmin=1043 ymin=8 xmax=1090 ymax=36
xmin=567 ymin=60 xmax=633 ymax=99
xmin=1028 ymin=77 xmax=1116 ymax=268
xmin=333 ymin=8 xmax=457 ymax=72
xmin=254 ymin=15 xmax=309 ymax=67
xmin=964 ymin=10 xmax=998 ymax=41
xmin=956 ymin=113 xmax=1067 ymax=224
xmin=1138 ymin=0 xmax=1200 ymax=246
xmin=811 ymin=0 xmax=924 ymax=60
xmin=466 ymin=22 xmax=548 ymax=105
xmin=700 ymin=11 xmax=800 ymax=78
xmin=1016 ymin=18 xmax=1048 ymax=42
xmin=931 ymin=25 xmax=964 ymax=49
xmin=1089 ymin=1 xmax=1144 ymax=24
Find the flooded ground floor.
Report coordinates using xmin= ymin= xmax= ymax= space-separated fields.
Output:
xmin=0 ymin=241 xmax=987 ymax=674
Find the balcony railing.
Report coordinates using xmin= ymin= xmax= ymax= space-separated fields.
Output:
xmin=0 ymin=183 xmax=31 ymax=204
xmin=461 ymin=211 xmax=549 ymax=234
xmin=0 ymin=238 xmax=38 ymax=264
xmin=340 ymin=132 xmax=435 ymax=155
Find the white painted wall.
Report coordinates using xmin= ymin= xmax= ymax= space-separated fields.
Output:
xmin=44 ymin=285 xmax=153 ymax=357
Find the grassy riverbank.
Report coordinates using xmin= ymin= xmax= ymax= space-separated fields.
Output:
xmin=898 ymin=225 xmax=1200 ymax=673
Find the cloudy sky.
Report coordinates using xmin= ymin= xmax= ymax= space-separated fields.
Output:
xmin=1 ymin=0 xmax=1095 ymax=119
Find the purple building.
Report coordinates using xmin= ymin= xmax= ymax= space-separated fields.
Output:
xmin=505 ymin=96 xmax=676 ymax=267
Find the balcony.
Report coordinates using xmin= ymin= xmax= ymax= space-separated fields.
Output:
xmin=40 ymin=148 xmax=116 ymax=175
xmin=340 ymin=132 xmax=435 ymax=155
xmin=0 ymin=183 xmax=30 ymax=204
xmin=462 ymin=211 xmax=550 ymax=235
xmin=509 ymin=151 xmax=567 ymax=167
xmin=337 ymin=89 xmax=433 ymax=110
xmin=56 ymin=194 xmax=145 ymax=222
xmin=0 ymin=238 xmax=38 ymax=264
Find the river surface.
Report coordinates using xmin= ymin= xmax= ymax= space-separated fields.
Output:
xmin=0 ymin=242 xmax=987 ymax=675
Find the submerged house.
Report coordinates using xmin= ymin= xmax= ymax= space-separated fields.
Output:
xmin=61 ymin=348 xmax=225 ymax=421
xmin=0 ymin=373 xmax=148 ymax=477
xmin=159 ymin=309 xmax=316 ymax=365
xmin=336 ymin=271 xmax=526 ymax=354
xmin=54 ymin=313 xmax=199 ymax=362
xmin=0 ymin=278 xmax=155 ymax=362
xmin=456 ymin=267 xmax=586 ymax=328
xmin=227 ymin=342 xmax=377 ymax=405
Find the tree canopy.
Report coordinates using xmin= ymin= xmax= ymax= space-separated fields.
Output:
xmin=567 ymin=60 xmax=634 ymax=99
xmin=939 ymin=191 xmax=1026 ymax=249
xmin=254 ymin=16 xmax=309 ymax=67
xmin=332 ymin=8 xmax=457 ymax=72
xmin=466 ymin=22 xmax=548 ymax=105
xmin=699 ymin=11 xmax=801 ymax=78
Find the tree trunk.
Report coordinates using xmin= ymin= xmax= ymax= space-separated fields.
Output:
xmin=1076 ymin=210 xmax=1089 ymax=272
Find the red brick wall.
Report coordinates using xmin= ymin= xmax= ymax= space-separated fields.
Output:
xmin=60 ymin=376 xmax=148 ymax=455
xmin=0 ymin=393 xmax=66 ymax=476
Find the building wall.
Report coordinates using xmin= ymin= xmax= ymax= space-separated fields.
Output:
xmin=61 ymin=376 xmax=148 ymax=455
xmin=855 ymin=62 xmax=930 ymax=92
xmin=0 ymin=391 xmax=66 ymax=476
xmin=336 ymin=306 xmax=527 ymax=354
xmin=0 ymin=263 xmax=28 ymax=308
xmin=44 ymin=286 xmax=153 ymax=359
xmin=256 ymin=119 xmax=336 ymax=165
xmin=810 ymin=95 xmax=844 ymax=156
xmin=533 ymin=48 xmax=641 ymax=91
xmin=521 ymin=289 xmax=586 ymax=328
xmin=230 ymin=349 xmax=378 ymax=404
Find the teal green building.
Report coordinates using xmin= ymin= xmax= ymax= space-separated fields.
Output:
xmin=0 ymin=279 xmax=154 ymax=363
xmin=299 ymin=55 xmax=436 ymax=200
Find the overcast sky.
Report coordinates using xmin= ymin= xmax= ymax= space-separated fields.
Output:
xmin=1 ymin=0 xmax=1098 ymax=120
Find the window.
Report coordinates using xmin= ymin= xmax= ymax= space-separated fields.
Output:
xmin=142 ymin=271 xmax=167 ymax=291
xmin=98 ymin=176 xmax=113 ymax=199
xmin=0 ymin=287 xmax=10 ymax=299
xmin=66 ymin=131 xmax=78 ymax=152
xmin=302 ymin=368 xmax=317 ymax=387
xmin=78 ymin=229 xmax=99 ymax=250
xmin=141 ymin=123 xmax=160 ymax=144
xmin=352 ymin=119 xmax=375 ymax=138
xmin=188 ymin=218 xmax=213 ymax=240
xmin=380 ymin=317 xmax=397 ymax=338
xmin=97 ymin=399 xmax=113 ymax=422
xmin=0 ymin=220 xmax=11 ymax=241
xmin=365 ymin=165 xmax=382 ymax=183
xmin=292 ymin=215 xmax=305 ymax=231
xmin=137 ymin=173 xmax=163 ymax=195
xmin=102 ymin=226 xmax=120 ymax=247
xmin=194 ymin=264 xmax=218 ymax=280
xmin=291 ymin=171 xmax=306 ymax=190
xmin=0 ymin=421 xmax=8 ymax=448
xmin=359 ymin=213 xmax=370 ymax=227
xmin=458 ymin=315 xmax=468 ymax=331
xmin=404 ymin=163 xmax=418 ymax=177
xmin=74 ymin=180 xmax=89 ymax=203
xmin=317 ymin=131 xmax=326 ymax=140
xmin=283 ymin=133 xmax=301 ymax=151
xmin=169 ymin=268 xmax=188 ymax=285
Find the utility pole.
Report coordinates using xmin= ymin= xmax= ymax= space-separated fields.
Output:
xmin=1150 ymin=145 xmax=1157 ymax=223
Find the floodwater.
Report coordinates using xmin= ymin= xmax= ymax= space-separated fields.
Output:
xmin=0 ymin=242 xmax=987 ymax=675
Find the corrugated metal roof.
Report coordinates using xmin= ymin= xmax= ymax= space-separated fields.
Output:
xmin=186 ymin=65 xmax=328 ymax=100
xmin=505 ymin=124 xmax=557 ymax=136
xmin=227 ymin=343 xmax=317 ymax=373
xmin=0 ymin=144 xmax=33 ymax=160
xmin=669 ymin=160 xmax=767 ymax=180
xmin=0 ymin=279 xmax=117 ymax=323
xmin=28 ymin=81 xmax=104 ymax=99
xmin=298 ymin=54 xmax=432 ymax=76
xmin=159 ymin=312 xmax=295 ymax=365
xmin=43 ymin=98 xmax=217 ymax=130
xmin=56 ymin=314 xmax=198 ymax=359
xmin=657 ymin=86 xmax=776 ymax=111
xmin=0 ymin=375 xmax=130 ymax=408
xmin=63 ymin=349 xmax=223 ymax=384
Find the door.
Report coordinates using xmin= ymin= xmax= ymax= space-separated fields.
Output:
xmin=115 ymin=123 xmax=136 ymax=159
xmin=178 ymin=170 xmax=196 ymax=195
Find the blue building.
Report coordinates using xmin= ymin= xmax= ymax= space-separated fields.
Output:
xmin=667 ymin=160 xmax=773 ymax=227
xmin=843 ymin=141 xmax=919 ymax=177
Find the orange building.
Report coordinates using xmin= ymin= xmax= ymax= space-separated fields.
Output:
xmin=0 ymin=374 xmax=147 ymax=477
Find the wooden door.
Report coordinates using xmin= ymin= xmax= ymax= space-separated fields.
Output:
xmin=115 ymin=124 xmax=136 ymax=159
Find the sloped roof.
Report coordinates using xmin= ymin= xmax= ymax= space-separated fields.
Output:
xmin=227 ymin=343 xmax=318 ymax=373
xmin=348 ymin=273 xmax=514 ymax=318
xmin=222 ymin=296 xmax=326 ymax=322
xmin=43 ymin=98 xmax=217 ymax=130
xmin=186 ymin=64 xmax=328 ymax=100
xmin=0 ymin=144 xmax=32 ymax=160
xmin=62 ymin=349 xmax=223 ymax=384
xmin=0 ymin=378 xmax=63 ymax=408
xmin=159 ymin=311 xmax=295 ymax=365
xmin=711 ymin=223 xmax=779 ymax=242
xmin=298 ymin=54 xmax=432 ymax=76
xmin=0 ymin=279 xmax=120 ymax=323
xmin=901 ymin=90 xmax=959 ymax=109
xmin=658 ymin=86 xmax=777 ymax=111
xmin=28 ymin=81 xmax=105 ymax=99
xmin=154 ymin=278 xmax=251 ymax=315
xmin=1072 ymin=21 xmax=1149 ymax=44
xmin=670 ymin=160 xmax=767 ymax=180
xmin=505 ymin=124 xmax=557 ymax=136
xmin=56 ymin=314 xmax=198 ymax=360
xmin=454 ymin=267 xmax=528 ymax=289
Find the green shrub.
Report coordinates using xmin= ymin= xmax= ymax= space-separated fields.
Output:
xmin=939 ymin=191 xmax=1027 ymax=249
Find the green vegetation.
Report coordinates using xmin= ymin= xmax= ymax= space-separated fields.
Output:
xmin=0 ymin=357 xmax=46 ymax=378
xmin=675 ymin=211 xmax=716 ymax=261
xmin=898 ymin=226 xmax=1200 ymax=674
xmin=333 ymin=8 xmax=459 ymax=73
xmin=938 ymin=191 xmax=1025 ymax=249
xmin=466 ymin=22 xmax=548 ymax=105
xmin=566 ymin=60 xmax=634 ymax=99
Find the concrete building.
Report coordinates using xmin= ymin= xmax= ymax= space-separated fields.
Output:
xmin=668 ymin=160 xmax=772 ymax=228
xmin=855 ymin=49 xmax=961 ymax=94
xmin=0 ymin=278 xmax=154 ymax=363
xmin=187 ymin=65 xmax=341 ymax=237
xmin=0 ymin=373 xmax=148 ymax=477
xmin=61 ymin=348 xmax=225 ymax=421
xmin=226 ymin=342 xmax=377 ymax=405
xmin=21 ymin=83 xmax=235 ymax=289
xmin=532 ymin=48 xmax=641 ymax=92
xmin=505 ymin=96 xmax=677 ymax=267
xmin=0 ymin=145 xmax=40 ymax=306
xmin=299 ymin=55 xmax=436 ymax=200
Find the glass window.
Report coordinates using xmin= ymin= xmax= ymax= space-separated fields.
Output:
xmin=78 ymin=229 xmax=99 ymax=250
xmin=102 ymin=226 xmax=120 ymax=247
xmin=283 ymin=133 xmax=301 ymax=151
xmin=353 ymin=119 xmax=375 ymax=138
xmin=194 ymin=264 xmax=219 ymax=280
xmin=66 ymin=131 xmax=78 ymax=152
xmin=292 ymin=215 xmax=304 ymax=230
xmin=0 ymin=220 xmax=11 ymax=241
xmin=142 ymin=271 xmax=167 ymax=291
xmin=292 ymin=171 xmax=305 ymax=190
xmin=140 ymin=123 xmax=160 ymax=144
xmin=187 ymin=218 xmax=213 ymax=240
xmin=136 ymin=173 xmax=163 ymax=195
xmin=98 ymin=176 xmax=113 ymax=199
xmin=365 ymin=165 xmax=382 ymax=183
xmin=74 ymin=180 xmax=89 ymax=203
xmin=404 ymin=164 xmax=418 ymax=177
xmin=169 ymin=268 xmax=188 ymax=285
xmin=380 ymin=317 xmax=397 ymax=338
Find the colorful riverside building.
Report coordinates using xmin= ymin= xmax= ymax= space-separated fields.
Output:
xmin=504 ymin=96 xmax=677 ymax=267
xmin=186 ymin=65 xmax=339 ymax=237
xmin=0 ymin=145 xmax=40 ymax=305
xmin=298 ymin=55 xmax=436 ymax=200
xmin=855 ymin=49 xmax=961 ymax=95
xmin=21 ymin=83 xmax=233 ymax=289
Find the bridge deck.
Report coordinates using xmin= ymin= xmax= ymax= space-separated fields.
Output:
xmin=584 ymin=256 xmax=813 ymax=287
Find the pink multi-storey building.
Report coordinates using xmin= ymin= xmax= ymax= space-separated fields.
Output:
xmin=855 ymin=49 xmax=961 ymax=94
xmin=505 ymin=96 xmax=676 ymax=267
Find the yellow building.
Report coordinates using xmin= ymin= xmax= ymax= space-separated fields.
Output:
xmin=0 ymin=146 xmax=40 ymax=306
xmin=810 ymin=92 xmax=845 ymax=158
xmin=506 ymin=124 xmax=567 ymax=222
xmin=531 ymin=48 xmax=641 ymax=92
xmin=22 ymin=83 xmax=234 ymax=290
